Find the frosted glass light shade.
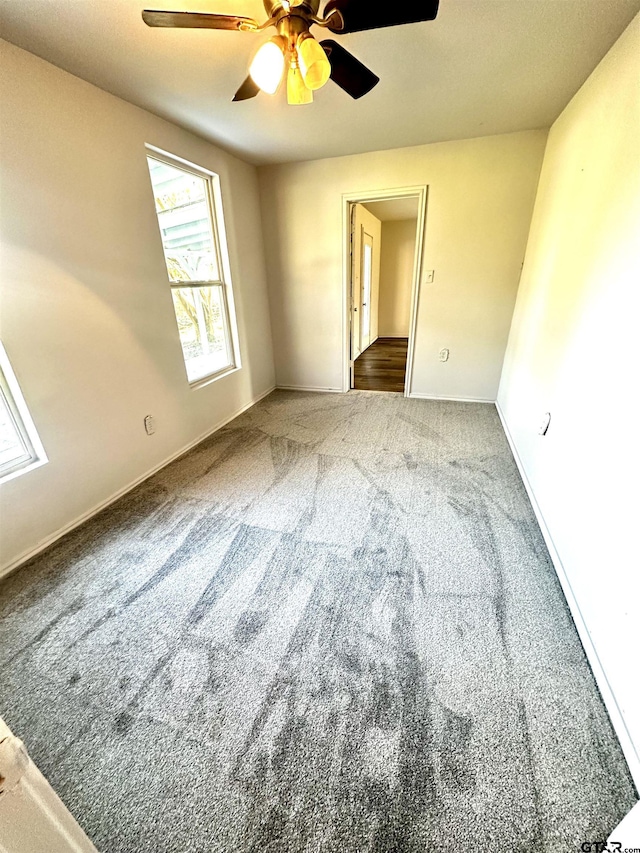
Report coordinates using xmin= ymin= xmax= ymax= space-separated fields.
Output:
xmin=287 ymin=65 xmax=313 ymax=105
xmin=250 ymin=38 xmax=285 ymax=94
xmin=297 ymin=35 xmax=331 ymax=90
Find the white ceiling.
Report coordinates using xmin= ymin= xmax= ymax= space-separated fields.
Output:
xmin=1 ymin=0 xmax=639 ymax=165
xmin=362 ymin=198 xmax=420 ymax=221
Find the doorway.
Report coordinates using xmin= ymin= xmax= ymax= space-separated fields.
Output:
xmin=344 ymin=190 xmax=427 ymax=394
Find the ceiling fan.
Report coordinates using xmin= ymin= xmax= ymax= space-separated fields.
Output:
xmin=142 ymin=0 xmax=440 ymax=105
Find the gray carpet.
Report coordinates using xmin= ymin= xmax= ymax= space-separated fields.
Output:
xmin=0 ymin=390 xmax=636 ymax=853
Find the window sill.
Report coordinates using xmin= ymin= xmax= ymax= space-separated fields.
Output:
xmin=189 ymin=364 xmax=241 ymax=391
xmin=0 ymin=456 xmax=48 ymax=486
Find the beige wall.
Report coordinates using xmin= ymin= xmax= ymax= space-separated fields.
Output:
xmin=258 ymin=130 xmax=547 ymax=398
xmin=378 ymin=219 xmax=417 ymax=338
xmin=498 ymin=14 xmax=640 ymax=780
xmin=0 ymin=40 xmax=275 ymax=573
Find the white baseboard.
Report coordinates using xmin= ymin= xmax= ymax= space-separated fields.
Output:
xmin=609 ymin=801 xmax=640 ymax=845
xmin=276 ymin=385 xmax=343 ymax=393
xmin=409 ymin=392 xmax=494 ymax=403
xmin=0 ymin=385 xmax=276 ymax=582
xmin=495 ymin=401 xmax=640 ymax=789
xmin=275 ymin=387 xmax=494 ymax=403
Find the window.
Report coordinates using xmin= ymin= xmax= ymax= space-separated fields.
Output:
xmin=0 ymin=343 xmax=47 ymax=483
xmin=146 ymin=150 xmax=239 ymax=385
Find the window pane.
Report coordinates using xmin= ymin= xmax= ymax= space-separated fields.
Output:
xmin=171 ymin=286 xmax=231 ymax=382
xmin=0 ymin=388 xmax=30 ymax=469
xmin=148 ymin=158 xmax=219 ymax=283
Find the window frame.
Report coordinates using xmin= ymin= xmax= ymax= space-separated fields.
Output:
xmin=0 ymin=342 xmax=47 ymax=484
xmin=145 ymin=146 xmax=241 ymax=389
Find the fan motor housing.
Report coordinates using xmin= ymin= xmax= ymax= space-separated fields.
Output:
xmin=264 ymin=0 xmax=322 ymax=17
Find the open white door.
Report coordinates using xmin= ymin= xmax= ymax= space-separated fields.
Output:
xmin=350 ymin=203 xmax=381 ymax=387
xmin=360 ymin=233 xmax=374 ymax=351
xmin=0 ymin=717 xmax=97 ymax=853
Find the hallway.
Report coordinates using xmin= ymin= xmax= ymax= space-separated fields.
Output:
xmin=353 ymin=337 xmax=408 ymax=392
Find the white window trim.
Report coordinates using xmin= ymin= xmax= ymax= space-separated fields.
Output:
xmin=145 ymin=145 xmax=242 ymax=387
xmin=0 ymin=343 xmax=48 ymax=485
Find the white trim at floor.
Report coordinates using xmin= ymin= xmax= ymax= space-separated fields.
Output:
xmin=276 ymin=388 xmax=495 ymax=402
xmin=0 ymin=385 xmax=277 ymax=582
xmin=496 ymin=401 xmax=640 ymax=788
xmin=276 ymin=385 xmax=343 ymax=393
xmin=409 ymin=392 xmax=494 ymax=403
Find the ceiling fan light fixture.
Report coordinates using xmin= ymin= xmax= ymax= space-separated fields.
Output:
xmin=297 ymin=33 xmax=331 ymax=91
xmin=249 ymin=36 xmax=286 ymax=94
xmin=142 ymin=0 xmax=439 ymax=105
xmin=287 ymin=64 xmax=313 ymax=105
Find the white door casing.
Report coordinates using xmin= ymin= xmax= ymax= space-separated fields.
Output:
xmin=342 ymin=187 xmax=428 ymax=396
xmin=350 ymin=206 xmax=361 ymax=364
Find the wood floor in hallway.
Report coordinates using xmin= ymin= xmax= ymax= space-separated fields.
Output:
xmin=353 ymin=336 xmax=408 ymax=392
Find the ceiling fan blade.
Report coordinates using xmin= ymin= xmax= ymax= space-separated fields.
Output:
xmin=142 ymin=10 xmax=258 ymax=31
xmin=232 ymin=76 xmax=261 ymax=102
xmin=320 ymin=40 xmax=379 ymax=99
xmin=324 ymin=0 xmax=439 ymax=33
